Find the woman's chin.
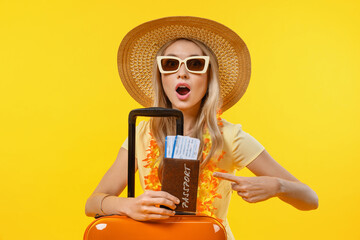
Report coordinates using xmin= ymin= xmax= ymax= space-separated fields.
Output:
xmin=171 ymin=101 xmax=202 ymax=114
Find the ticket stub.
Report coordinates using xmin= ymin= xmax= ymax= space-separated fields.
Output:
xmin=165 ymin=135 xmax=200 ymax=160
xmin=165 ymin=135 xmax=175 ymax=158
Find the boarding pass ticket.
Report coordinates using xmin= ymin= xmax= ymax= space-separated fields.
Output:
xmin=165 ymin=135 xmax=200 ymax=160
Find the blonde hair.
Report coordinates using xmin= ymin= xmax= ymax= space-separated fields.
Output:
xmin=150 ymin=38 xmax=223 ymax=172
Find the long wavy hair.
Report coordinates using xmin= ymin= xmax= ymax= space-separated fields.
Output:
xmin=150 ymin=38 xmax=223 ymax=175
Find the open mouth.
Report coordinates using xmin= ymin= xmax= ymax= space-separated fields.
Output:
xmin=176 ymin=86 xmax=190 ymax=95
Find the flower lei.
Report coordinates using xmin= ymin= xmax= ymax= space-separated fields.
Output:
xmin=142 ymin=111 xmax=227 ymax=222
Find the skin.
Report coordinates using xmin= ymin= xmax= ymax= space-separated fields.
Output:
xmin=213 ymin=150 xmax=318 ymax=210
xmin=161 ymin=39 xmax=209 ymax=135
xmin=85 ymin=39 xmax=318 ymax=221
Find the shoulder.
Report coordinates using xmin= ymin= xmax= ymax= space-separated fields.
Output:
xmin=220 ymin=118 xmax=245 ymax=151
xmin=220 ymin=118 xmax=265 ymax=169
xmin=137 ymin=120 xmax=149 ymax=127
xmin=137 ymin=120 xmax=150 ymax=132
xmin=221 ymin=118 xmax=259 ymax=148
xmin=135 ymin=120 xmax=151 ymax=140
xmin=121 ymin=120 xmax=150 ymax=151
xmin=221 ymin=118 xmax=243 ymax=139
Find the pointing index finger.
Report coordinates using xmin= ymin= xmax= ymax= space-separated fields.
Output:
xmin=213 ymin=172 xmax=239 ymax=183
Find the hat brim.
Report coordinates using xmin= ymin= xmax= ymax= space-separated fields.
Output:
xmin=118 ymin=16 xmax=251 ymax=111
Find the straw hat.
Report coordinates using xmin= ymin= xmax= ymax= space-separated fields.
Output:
xmin=117 ymin=16 xmax=251 ymax=111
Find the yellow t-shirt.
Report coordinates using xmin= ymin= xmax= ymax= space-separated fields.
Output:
xmin=121 ymin=119 xmax=265 ymax=240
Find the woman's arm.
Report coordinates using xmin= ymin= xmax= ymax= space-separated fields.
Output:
xmin=85 ymin=147 xmax=179 ymax=220
xmin=214 ymin=150 xmax=318 ymax=210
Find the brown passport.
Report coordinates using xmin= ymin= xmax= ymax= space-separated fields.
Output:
xmin=161 ymin=158 xmax=200 ymax=213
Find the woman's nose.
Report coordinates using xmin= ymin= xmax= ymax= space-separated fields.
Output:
xmin=177 ymin=63 xmax=189 ymax=79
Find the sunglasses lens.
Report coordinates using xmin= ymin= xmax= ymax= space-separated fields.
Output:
xmin=161 ymin=59 xmax=180 ymax=71
xmin=186 ymin=58 xmax=206 ymax=71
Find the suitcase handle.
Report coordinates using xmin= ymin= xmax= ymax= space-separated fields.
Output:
xmin=128 ymin=107 xmax=184 ymax=198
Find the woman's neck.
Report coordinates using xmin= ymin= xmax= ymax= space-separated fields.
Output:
xmin=183 ymin=112 xmax=198 ymax=136
xmin=178 ymin=105 xmax=201 ymax=136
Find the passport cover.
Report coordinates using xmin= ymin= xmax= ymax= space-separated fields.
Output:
xmin=161 ymin=158 xmax=200 ymax=213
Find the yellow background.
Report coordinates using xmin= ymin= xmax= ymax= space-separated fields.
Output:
xmin=1 ymin=0 xmax=359 ymax=239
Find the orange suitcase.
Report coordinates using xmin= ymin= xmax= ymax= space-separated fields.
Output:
xmin=84 ymin=215 xmax=226 ymax=240
xmin=83 ymin=108 xmax=227 ymax=240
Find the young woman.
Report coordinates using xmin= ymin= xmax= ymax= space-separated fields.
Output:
xmin=85 ymin=17 xmax=318 ymax=240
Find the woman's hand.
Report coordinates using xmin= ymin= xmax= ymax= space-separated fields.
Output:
xmin=123 ymin=190 xmax=180 ymax=221
xmin=213 ymin=172 xmax=281 ymax=203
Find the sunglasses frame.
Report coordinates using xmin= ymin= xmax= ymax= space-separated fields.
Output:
xmin=157 ymin=56 xmax=210 ymax=74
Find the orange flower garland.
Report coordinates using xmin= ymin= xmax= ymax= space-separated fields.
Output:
xmin=143 ymin=135 xmax=161 ymax=191
xmin=196 ymin=131 xmax=227 ymax=220
xmin=142 ymin=111 xmax=227 ymax=221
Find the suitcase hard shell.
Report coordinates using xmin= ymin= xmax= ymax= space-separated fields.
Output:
xmin=84 ymin=215 xmax=227 ymax=240
xmin=84 ymin=108 xmax=227 ymax=240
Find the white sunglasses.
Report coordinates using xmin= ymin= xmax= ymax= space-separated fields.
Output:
xmin=157 ymin=56 xmax=210 ymax=74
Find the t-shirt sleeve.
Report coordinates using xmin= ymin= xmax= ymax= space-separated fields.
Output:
xmin=121 ymin=137 xmax=128 ymax=150
xmin=232 ymin=124 xmax=265 ymax=170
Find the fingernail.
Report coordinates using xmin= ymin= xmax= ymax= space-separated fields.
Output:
xmin=176 ymin=199 xmax=180 ymax=204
